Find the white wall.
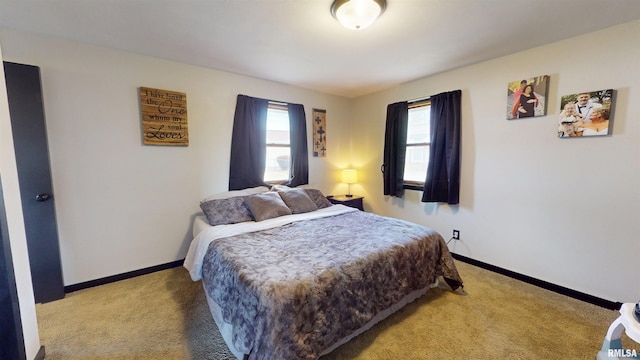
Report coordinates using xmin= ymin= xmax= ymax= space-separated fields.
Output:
xmin=351 ymin=20 xmax=640 ymax=302
xmin=0 ymin=42 xmax=41 ymax=360
xmin=0 ymin=28 xmax=353 ymax=286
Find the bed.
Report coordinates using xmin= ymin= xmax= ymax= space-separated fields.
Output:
xmin=184 ymin=186 xmax=463 ymax=359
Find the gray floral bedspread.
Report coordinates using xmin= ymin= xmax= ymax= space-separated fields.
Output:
xmin=201 ymin=210 xmax=462 ymax=360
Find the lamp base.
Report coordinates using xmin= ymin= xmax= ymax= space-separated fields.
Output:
xmin=345 ymin=194 xmax=353 ymax=197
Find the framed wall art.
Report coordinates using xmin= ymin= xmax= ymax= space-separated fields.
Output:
xmin=506 ymin=75 xmax=549 ymax=120
xmin=312 ymin=108 xmax=327 ymax=157
xmin=140 ymin=86 xmax=189 ymax=146
xmin=558 ymin=89 xmax=614 ymax=138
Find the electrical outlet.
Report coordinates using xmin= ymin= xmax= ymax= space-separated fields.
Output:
xmin=452 ymin=230 xmax=460 ymax=240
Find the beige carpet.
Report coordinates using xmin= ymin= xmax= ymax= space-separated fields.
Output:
xmin=36 ymin=261 xmax=637 ymax=359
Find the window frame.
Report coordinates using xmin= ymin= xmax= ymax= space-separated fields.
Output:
xmin=264 ymin=102 xmax=291 ymax=184
xmin=403 ymin=98 xmax=431 ymax=190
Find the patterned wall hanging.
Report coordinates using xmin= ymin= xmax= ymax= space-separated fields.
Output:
xmin=312 ymin=108 xmax=327 ymax=157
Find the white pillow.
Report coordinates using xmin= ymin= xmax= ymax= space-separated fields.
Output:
xmin=270 ymin=184 xmax=292 ymax=192
xmin=271 ymin=184 xmax=322 ymax=191
xmin=201 ymin=186 xmax=269 ymax=202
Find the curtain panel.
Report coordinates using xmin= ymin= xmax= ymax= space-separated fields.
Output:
xmin=229 ymin=95 xmax=269 ymax=191
xmin=421 ymin=90 xmax=462 ymax=204
xmin=382 ymin=101 xmax=409 ymax=198
xmin=284 ymin=103 xmax=309 ymax=187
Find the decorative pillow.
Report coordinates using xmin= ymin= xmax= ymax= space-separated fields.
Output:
xmin=278 ymin=188 xmax=318 ymax=214
xmin=304 ymin=189 xmax=333 ymax=209
xmin=244 ymin=192 xmax=292 ymax=222
xmin=201 ymin=186 xmax=269 ymax=203
xmin=298 ymin=184 xmax=321 ymax=190
xmin=200 ymin=196 xmax=253 ymax=226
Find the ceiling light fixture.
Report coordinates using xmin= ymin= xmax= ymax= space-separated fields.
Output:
xmin=330 ymin=0 xmax=387 ymax=30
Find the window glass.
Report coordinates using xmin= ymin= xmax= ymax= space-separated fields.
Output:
xmin=404 ymin=103 xmax=430 ymax=184
xmin=264 ymin=106 xmax=290 ymax=182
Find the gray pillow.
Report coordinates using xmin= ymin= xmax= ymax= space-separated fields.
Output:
xmin=278 ymin=188 xmax=318 ymax=214
xmin=304 ymin=189 xmax=333 ymax=209
xmin=200 ymin=196 xmax=253 ymax=226
xmin=244 ymin=192 xmax=292 ymax=222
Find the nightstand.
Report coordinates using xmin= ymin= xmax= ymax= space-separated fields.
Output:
xmin=327 ymin=195 xmax=364 ymax=211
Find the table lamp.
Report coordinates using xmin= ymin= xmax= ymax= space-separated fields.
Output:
xmin=342 ymin=169 xmax=358 ymax=197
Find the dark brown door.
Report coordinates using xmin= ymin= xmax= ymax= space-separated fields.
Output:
xmin=4 ymin=61 xmax=64 ymax=303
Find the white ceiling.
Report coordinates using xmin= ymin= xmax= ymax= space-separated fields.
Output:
xmin=2 ymin=0 xmax=640 ymax=98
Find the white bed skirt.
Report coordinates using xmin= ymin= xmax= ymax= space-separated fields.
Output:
xmin=203 ymin=280 xmax=439 ymax=359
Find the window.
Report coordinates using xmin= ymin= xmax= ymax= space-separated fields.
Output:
xmin=229 ymin=95 xmax=308 ymax=191
xmin=264 ymin=103 xmax=290 ymax=182
xmin=383 ymin=91 xmax=460 ymax=202
xmin=403 ymin=100 xmax=430 ymax=186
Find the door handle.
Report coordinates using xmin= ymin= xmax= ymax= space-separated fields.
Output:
xmin=35 ymin=193 xmax=50 ymax=202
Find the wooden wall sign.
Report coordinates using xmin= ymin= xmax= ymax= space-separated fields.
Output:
xmin=140 ymin=87 xmax=189 ymax=146
xmin=312 ymin=108 xmax=326 ymax=157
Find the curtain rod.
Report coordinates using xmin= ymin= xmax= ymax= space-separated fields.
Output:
xmin=238 ymin=94 xmax=293 ymax=107
xmin=408 ymin=96 xmax=430 ymax=104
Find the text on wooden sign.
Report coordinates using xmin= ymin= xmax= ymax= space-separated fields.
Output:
xmin=140 ymin=87 xmax=189 ymax=146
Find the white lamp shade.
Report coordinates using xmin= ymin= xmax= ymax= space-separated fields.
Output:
xmin=332 ymin=0 xmax=385 ymax=30
xmin=342 ymin=169 xmax=358 ymax=184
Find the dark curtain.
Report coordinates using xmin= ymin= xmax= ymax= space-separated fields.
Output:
xmin=228 ymin=94 xmax=269 ymax=190
xmin=283 ymin=103 xmax=309 ymax=187
xmin=382 ymin=101 xmax=409 ymax=197
xmin=422 ymin=90 xmax=461 ymax=204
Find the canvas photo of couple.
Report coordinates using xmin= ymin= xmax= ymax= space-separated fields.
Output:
xmin=558 ymin=89 xmax=614 ymax=138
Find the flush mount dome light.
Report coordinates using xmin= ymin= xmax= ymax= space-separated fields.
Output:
xmin=330 ymin=0 xmax=387 ymax=30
